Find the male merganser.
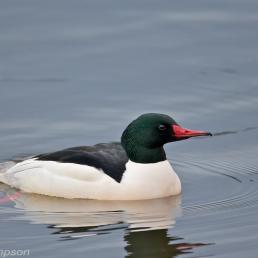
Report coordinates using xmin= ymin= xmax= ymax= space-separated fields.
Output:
xmin=0 ymin=113 xmax=211 ymax=200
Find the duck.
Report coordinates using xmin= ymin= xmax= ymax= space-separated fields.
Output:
xmin=0 ymin=113 xmax=211 ymax=200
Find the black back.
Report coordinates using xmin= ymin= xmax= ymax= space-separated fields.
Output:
xmin=36 ymin=142 xmax=129 ymax=183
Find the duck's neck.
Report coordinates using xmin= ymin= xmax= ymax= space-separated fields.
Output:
xmin=122 ymin=144 xmax=167 ymax=164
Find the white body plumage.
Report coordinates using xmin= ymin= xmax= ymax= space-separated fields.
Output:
xmin=0 ymin=159 xmax=181 ymax=200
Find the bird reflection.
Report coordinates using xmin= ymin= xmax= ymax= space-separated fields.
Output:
xmin=1 ymin=183 xmax=209 ymax=257
xmin=125 ymin=229 xmax=208 ymax=258
xmin=2 ymin=185 xmax=181 ymax=230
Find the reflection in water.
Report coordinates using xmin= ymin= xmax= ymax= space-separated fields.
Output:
xmin=0 ymin=184 xmax=209 ymax=257
xmin=125 ymin=229 xmax=209 ymax=258
xmin=4 ymin=188 xmax=181 ymax=231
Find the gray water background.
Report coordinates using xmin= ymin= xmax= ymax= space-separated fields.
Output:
xmin=0 ymin=0 xmax=258 ymax=257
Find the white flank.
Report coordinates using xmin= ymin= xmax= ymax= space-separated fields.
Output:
xmin=0 ymin=159 xmax=181 ymax=200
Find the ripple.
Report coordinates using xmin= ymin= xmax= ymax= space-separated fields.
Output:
xmin=173 ymin=150 xmax=258 ymax=217
xmin=212 ymin=126 xmax=258 ymax=137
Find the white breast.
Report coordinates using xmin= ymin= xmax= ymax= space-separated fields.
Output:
xmin=0 ymin=159 xmax=181 ymax=200
xmin=120 ymin=160 xmax=181 ymax=200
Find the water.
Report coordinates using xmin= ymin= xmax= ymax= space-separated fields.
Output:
xmin=1 ymin=0 xmax=258 ymax=257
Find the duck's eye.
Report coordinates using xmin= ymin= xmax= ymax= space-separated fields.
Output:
xmin=158 ymin=124 xmax=167 ymax=131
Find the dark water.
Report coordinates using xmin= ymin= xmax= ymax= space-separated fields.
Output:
xmin=1 ymin=0 xmax=258 ymax=257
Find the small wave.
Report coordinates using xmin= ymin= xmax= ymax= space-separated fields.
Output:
xmin=213 ymin=126 xmax=258 ymax=137
xmin=175 ymin=151 xmax=258 ymax=216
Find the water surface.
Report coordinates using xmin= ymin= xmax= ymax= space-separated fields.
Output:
xmin=1 ymin=0 xmax=258 ymax=257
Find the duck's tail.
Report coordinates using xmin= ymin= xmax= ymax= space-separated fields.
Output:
xmin=0 ymin=161 xmax=16 ymax=183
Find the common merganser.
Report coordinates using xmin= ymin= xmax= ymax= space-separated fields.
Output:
xmin=0 ymin=113 xmax=211 ymax=200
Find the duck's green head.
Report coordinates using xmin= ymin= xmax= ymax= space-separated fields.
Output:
xmin=121 ymin=113 xmax=211 ymax=163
